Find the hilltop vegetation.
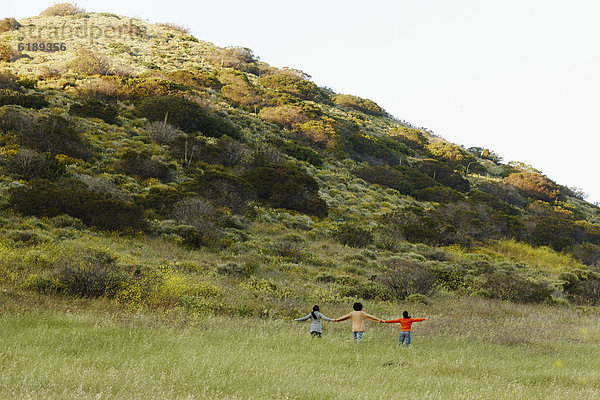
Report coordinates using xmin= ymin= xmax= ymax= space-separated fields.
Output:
xmin=1 ymin=5 xmax=600 ymax=320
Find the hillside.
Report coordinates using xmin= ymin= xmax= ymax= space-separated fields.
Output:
xmin=1 ymin=5 xmax=600 ymax=319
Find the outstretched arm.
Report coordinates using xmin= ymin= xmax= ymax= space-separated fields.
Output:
xmin=412 ymin=318 xmax=428 ymax=322
xmin=333 ymin=313 xmax=352 ymax=323
xmin=294 ymin=314 xmax=311 ymax=322
xmin=383 ymin=318 xmax=402 ymax=324
xmin=320 ymin=313 xmax=333 ymax=322
xmin=364 ymin=313 xmax=384 ymax=323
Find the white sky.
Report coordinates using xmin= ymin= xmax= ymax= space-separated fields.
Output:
xmin=5 ymin=0 xmax=600 ymax=204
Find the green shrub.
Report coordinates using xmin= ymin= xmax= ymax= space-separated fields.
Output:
xmin=49 ymin=214 xmax=85 ymax=229
xmin=134 ymin=185 xmax=183 ymax=216
xmin=477 ymin=182 xmax=526 ymax=208
xmin=570 ymin=243 xmax=600 ymax=267
xmin=22 ymin=274 xmax=61 ymax=295
xmin=68 ymin=49 xmax=110 ymax=76
xmin=340 ymin=282 xmax=391 ymax=301
xmin=0 ymin=18 xmax=21 ymax=32
xmin=258 ymin=70 xmax=329 ymax=102
xmin=415 ymin=186 xmax=465 ymax=203
xmin=347 ymin=133 xmax=401 ymax=165
xmin=40 ymin=3 xmax=85 ymax=16
xmin=174 ymin=225 xmax=207 ymax=249
xmin=405 ymin=293 xmax=429 ymax=304
xmin=217 ymin=262 xmax=245 ymax=277
xmin=69 ymin=99 xmax=118 ymax=124
xmin=527 ymin=213 xmax=579 ymax=251
xmin=117 ymin=150 xmax=176 ymax=182
xmin=184 ymin=169 xmax=255 ymax=212
xmin=7 ymin=230 xmax=49 ymax=246
xmin=136 ymin=96 xmax=240 ymax=138
xmin=484 ymin=272 xmax=552 ymax=303
xmin=2 ymin=149 xmax=66 ymax=180
xmin=243 ymin=163 xmax=328 ymax=217
xmin=467 ymin=189 xmax=520 ymax=216
xmin=274 ymin=140 xmax=323 ymax=167
xmin=354 ymin=165 xmax=437 ymax=195
xmin=334 ymin=222 xmax=373 ymax=248
xmin=417 ymin=159 xmax=471 ymax=192
xmin=4 ymin=113 xmax=91 ymax=160
xmin=0 ymin=93 xmax=48 ymax=109
xmin=334 ymin=94 xmax=383 ymax=116
xmin=9 ymin=178 xmax=146 ymax=231
xmin=379 ymin=206 xmax=444 ymax=245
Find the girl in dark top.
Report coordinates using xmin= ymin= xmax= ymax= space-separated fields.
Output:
xmin=294 ymin=305 xmax=332 ymax=337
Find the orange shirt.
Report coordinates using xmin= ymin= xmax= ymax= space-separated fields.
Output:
xmin=384 ymin=317 xmax=426 ymax=332
xmin=336 ymin=311 xmax=380 ymax=332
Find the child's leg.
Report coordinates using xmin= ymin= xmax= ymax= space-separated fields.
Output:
xmin=353 ymin=331 xmax=363 ymax=343
xmin=399 ymin=331 xmax=410 ymax=346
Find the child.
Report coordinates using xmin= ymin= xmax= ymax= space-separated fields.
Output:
xmin=382 ymin=310 xmax=428 ymax=347
xmin=294 ymin=305 xmax=332 ymax=337
xmin=333 ymin=302 xmax=383 ymax=342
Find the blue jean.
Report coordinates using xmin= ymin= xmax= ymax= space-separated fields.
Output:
xmin=353 ymin=331 xmax=364 ymax=342
xmin=399 ymin=331 xmax=411 ymax=347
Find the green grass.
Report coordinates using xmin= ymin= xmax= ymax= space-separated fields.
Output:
xmin=2 ymin=297 xmax=600 ymax=399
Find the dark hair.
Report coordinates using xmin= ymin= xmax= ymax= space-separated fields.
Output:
xmin=353 ymin=302 xmax=363 ymax=311
xmin=402 ymin=310 xmax=410 ymax=319
xmin=311 ymin=305 xmax=319 ymax=319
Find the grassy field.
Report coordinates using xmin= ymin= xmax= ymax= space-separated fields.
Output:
xmin=1 ymin=296 xmax=599 ymax=399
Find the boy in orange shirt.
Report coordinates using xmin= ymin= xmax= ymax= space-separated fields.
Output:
xmin=382 ymin=310 xmax=427 ymax=347
xmin=333 ymin=302 xmax=383 ymax=342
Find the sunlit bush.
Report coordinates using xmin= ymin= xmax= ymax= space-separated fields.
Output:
xmin=258 ymin=105 xmax=310 ymax=129
xmin=68 ymin=49 xmax=111 ymax=76
xmin=334 ymin=94 xmax=383 ymax=116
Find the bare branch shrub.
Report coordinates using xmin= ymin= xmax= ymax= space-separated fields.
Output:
xmin=40 ymin=3 xmax=85 ymax=16
xmin=272 ymin=234 xmax=306 ymax=260
xmin=380 ymin=259 xmax=437 ymax=299
xmin=172 ymin=197 xmax=218 ymax=235
xmin=55 ymin=248 xmax=123 ymax=298
xmin=146 ymin=121 xmax=183 ymax=145
xmin=74 ymin=173 xmax=131 ymax=201
xmin=156 ymin=22 xmax=190 ymax=34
